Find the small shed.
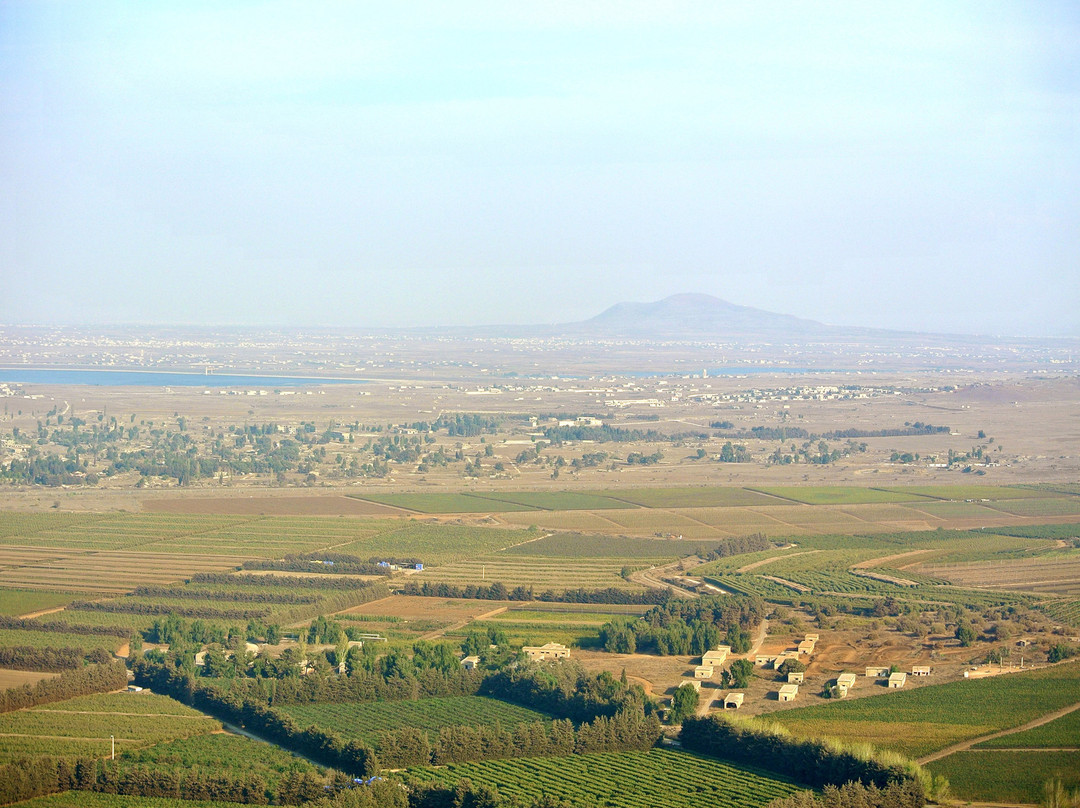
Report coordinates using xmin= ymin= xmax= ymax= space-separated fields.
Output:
xmin=778 ymin=684 xmax=799 ymax=702
xmin=694 ymin=665 xmax=714 ymax=679
xmin=714 ymin=644 xmax=732 ymax=655
xmin=889 ymin=672 xmax=907 ymax=689
xmin=804 ymin=633 xmax=819 ymax=642
xmin=865 ymin=666 xmax=889 ymax=678
xmin=787 ymin=671 xmax=805 ymax=684
xmin=724 ymin=692 xmax=745 ymax=709
xmin=461 ymin=655 xmax=480 ymax=670
xmin=797 ymin=640 xmax=816 ymax=656
xmin=755 ymin=654 xmax=777 ymax=667
xmin=836 ymin=673 xmax=857 ymax=696
xmin=912 ymin=666 xmax=931 ymax=676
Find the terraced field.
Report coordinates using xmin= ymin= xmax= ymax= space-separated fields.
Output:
xmin=0 ymin=550 xmax=240 ymax=593
xmin=924 ymin=556 xmax=1080 ymax=597
xmin=404 ymin=747 xmax=801 ymax=808
xmin=282 ymin=696 xmax=550 ymax=744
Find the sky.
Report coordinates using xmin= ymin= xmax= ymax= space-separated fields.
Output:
xmin=1 ymin=2 xmax=1078 ymax=335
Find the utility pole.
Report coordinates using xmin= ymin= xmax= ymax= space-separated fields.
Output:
xmin=110 ymin=735 xmax=114 ymax=760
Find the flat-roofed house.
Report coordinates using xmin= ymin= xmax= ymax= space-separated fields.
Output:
xmin=702 ymin=649 xmax=729 ymax=668
xmin=778 ymin=684 xmax=799 ymax=702
xmin=787 ymin=671 xmax=805 ymax=684
xmin=836 ymin=673 xmax=857 ymax=696
xmin=865 ymin=666 xmax=889 ymax=678
xmin=797 ymin=640 xmax=816 ymax=656
xmin=461 ymin=655 xmax=480 ymax=670
xmin=755 ymin=654 xmax=777 ymax=667
xmin=912 ymin=665 xmax=931 ymax=676
xmin=694 ymin=665 xmax=714 ymax=679
xmin=523 ymin=642 xmax=571 ymax=662
xmin=724 ymin=692 xmax=744 ymax=709
xmin=804 ymin=634 xmax=819 ymax=642
xmin=889 ymin=672 xmax=907 ymax=689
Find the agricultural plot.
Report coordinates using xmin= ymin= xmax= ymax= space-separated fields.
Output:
xmin=973 ymin=706 xmax=1080 ymax=748
xmin=117 ymin=732 xmax=325 ymax=788
xmin=924 ymin=556 xmax=1080 ymax=597
xmin=877 ymin=485 xmax=1056 ymax=501
xmin=769 ymin=662 xmax=1080 ymax=758
xmin=500 ymin=510 xmax=632 ymax=531
xmin=0 ymin=550 xmax=240 ymax=593
xmin=595 ymin=509 xmax=709 ymax=534
xmin=281 ymin=696 xmax=550 ymax=745
xmin=351 ymin=492 xmax=535 ymax=513
xmin=901 ymin=500 xmax=1003 ymax=520
xmin=0 ymin=628 xmax=124 ymax=653
xmin=0 ymin=587 xmax=79 ymax=615
xmin=1038 ymin=599 xmax=1080 ymax=628
xmin=17 ymin=794 xmax=251 ymax=808
xmin=148 ymin=515 xmax=395 ymax=557
xmin=749 ymin=487 xmax=933 ymax=505
xmin=0 ymin=513 xmax=105 ymax=541
xmin=599 ymin=487 xmax=785 ymax=508
xmin=335 ymin=522 xmax=532 ymax=564
xmin=500 ymin=532 xmax=705 ymax=559
xmin=837 ymin=503 xmax=941 ymax=525
xmin=0 ymin=514 xmax=252 ymax=551
xmin=148 ymin=494 xmax=405 ymax=516
xmin=672 ymin=508 xmax=804 ymax=535
xmin=0 ymin=668 xmax=58 ymax=689
xmin=456 ymin=619 xmax=597 ymax=648
xmin=927 ymin=750 xmax=1080 ymax=805
xmin=413 ymin=557 xmax=639 ymax=592
xmin=405 ymin=747 xmax=800 ymax=808
xmin=983 ymin=497 xmax=1080 ymax=518
xmin=0 ymin=692 xmax=219 ymax=763
xmin=340 ymin=595 xmax=504 ymax=622
xmin=470 ymin=492 xmax=636 ymax=511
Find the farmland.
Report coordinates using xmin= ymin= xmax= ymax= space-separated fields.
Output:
xmin=768 ymin=661 xmax=1080 ymax=758
xmin=973 ymin=706 xmax=1080 ymax=748
xmin=0 ymin=691 xmax=219 ymax=763
xmin=17 ymin=795 xmax=251 ymax=808
xmin=281 ymin=695 xmax=550 ymax=745
xmin=404 ymin=747 xmax=801 ymax=808
xmin=927 ymin=750 xmax=1080 ymax=804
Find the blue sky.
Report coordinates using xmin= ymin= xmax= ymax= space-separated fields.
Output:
xmin=2 ymin=2 xmax=1078 ymax=334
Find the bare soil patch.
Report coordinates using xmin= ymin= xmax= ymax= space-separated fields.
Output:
xmin=0 ymin=669 xmax=60 ymax=689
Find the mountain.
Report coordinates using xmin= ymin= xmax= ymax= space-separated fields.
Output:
xmin=563 ymin=293 xmax=836 ymax=339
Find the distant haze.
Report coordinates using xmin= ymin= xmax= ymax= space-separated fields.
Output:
xmin=2 ymin=3 xmax=1078 ymax=336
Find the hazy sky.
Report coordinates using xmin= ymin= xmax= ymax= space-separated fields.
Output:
xmin=2 ymin=2 xmax=1078 ymax=335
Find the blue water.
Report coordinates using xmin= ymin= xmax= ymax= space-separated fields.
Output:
xmin=0 ymin=369 xmax=364 ymax=387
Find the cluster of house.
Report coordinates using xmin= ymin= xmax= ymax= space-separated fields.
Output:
xmin=692 ymin=645 xmax=732 ymax=680
xmin=755 ymin=633 xmax=817 ymax=670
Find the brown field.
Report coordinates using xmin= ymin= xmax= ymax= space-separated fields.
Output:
xmin=145 ymin=495 xmax=406 ymax=516
xmin=0 ymin=669 xmax=60 ymax=689
xmin=921 ymin=557 xmax=1080 ymax=597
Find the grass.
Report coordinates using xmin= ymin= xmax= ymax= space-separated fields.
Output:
xmin=927 ymin=750 xmax=1080 ymax=804
xmin=404 ymin=747 xmax=801 ymax=808
xmin=280 ymin=696 xmax=550 ymax=745
xmin=768 ymin=661 xmax=1080 ymax=758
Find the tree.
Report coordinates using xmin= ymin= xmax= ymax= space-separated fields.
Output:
xmin=669 ymin=683 xmax=699 ymax=724
xmin=955 ymin=622 xmax=976 ymax=647
xmin=728 ymin=659 xmax=754 ymax=688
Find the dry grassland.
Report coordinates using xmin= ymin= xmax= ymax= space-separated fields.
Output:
xmin=0 ymin=668 xmax=59 ymax=689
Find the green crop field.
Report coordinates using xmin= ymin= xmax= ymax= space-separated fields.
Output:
xmin=454 ymin=620 xmax=597 ymax=648
xmin=281 ymin=696 xmax=549 ymax=745
xmin=1038 ymin=599 xmax=1080 ymax=628
xmin=984 ymin=497 xmax=1080 ymax=518
xmin=769 ymin=662 xmax=1080 ymax=758
xmin=117 ymin=732 xmax=324 ymax=787
xmin=750 ymin=487 xmax=933 ymax=505
xmin=0 ymin=628 xmax=124 ymax=652
xmin=601 ymin=487 xmax=786 ymax=508
xmin=0 ymin=588 xmax=80 ymax=615
xmin=500 ymin=510 xmax=633 ymax=531
xmin=335 ymin=522 xmax=532 ymax=564
xmin=878 ymin=485 xmax=1056 ymax=501
xmin=471 ymin=492 xmax=636 ymax=511
xmin=500 ymin=532 xmax=705 ymax=559
xmin=927 ymin=750 xmax=1080 ymax=804
xmin=413 ymin=557 xmax=639 ymax=591
xmin=973 ymin=707 xmax=1080 ymax=749
xmin=405 ymin=747 xmax=800 ymax=808
xmin=16 ymin=793 xmax=251 ymax=808
xmin=0 ymin=692 xmax=219 ymax=763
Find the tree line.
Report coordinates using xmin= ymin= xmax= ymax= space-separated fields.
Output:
xmin=599 ymin=594 xmax=765 ymax=656
xmin=679 ymin=715 xmax=925 ymax=795
xmin=0 ymin=645 xmax=112 ymax=672
xmin=0 ymin=660 xmax=127 ymax=713
xmin=398 ymin=580 xmax=672 ymax=606
xmin=0 ymin=614 xmax=130 ymax=639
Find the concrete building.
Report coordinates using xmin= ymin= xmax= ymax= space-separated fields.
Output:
xmin=787 ymin=671 xmax=805 ymax=684
xmin=702 ymin=649 xmax=729 ymax=668
xmin=865 ymin=666 xmax=889 ymax=678
xmin=461 ymin=655 xmax=480 ymax=670
xmin=778 ymin=684 xmax=799 ymax=702
xmin=912 ymin=666 xmax=931 ymax=676
xmin=798 ymin=640 xmax=816 ymax=656
xmin=836 ymin=673 xmax=857 ymax=697
xmin=694 ymin=665 xmax=714 ymax=679
xmin=724 ymin=692 xmax=745 ymax=709
xmin=523 ymin=642 xmax=571 ymax=662
xmin=889 ymin=672 xmax=907 ymax=689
